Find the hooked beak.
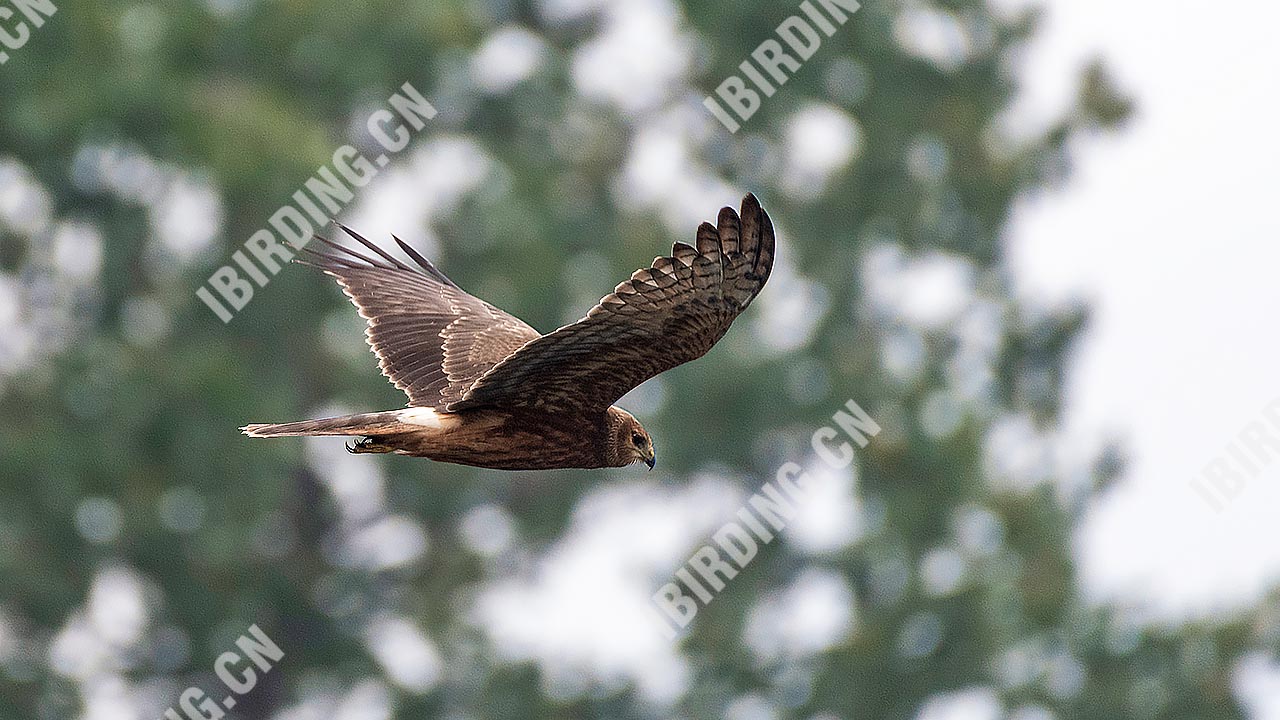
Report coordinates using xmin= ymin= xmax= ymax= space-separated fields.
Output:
xmin=644 ymin=450 xmax=656 ymax=470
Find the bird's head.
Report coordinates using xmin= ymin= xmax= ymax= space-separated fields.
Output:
xmin=606 ymin=407 xmax=655 ymax=470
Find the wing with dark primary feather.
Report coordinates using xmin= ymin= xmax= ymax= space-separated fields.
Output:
xmin=455 ymin=193 xmax=775 ymax=413
xmin=296 ymin=225 xmax=541 ymax=409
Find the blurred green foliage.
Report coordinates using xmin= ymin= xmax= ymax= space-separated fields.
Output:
xmin=0 ymin=0 xmax=1266 ymax=719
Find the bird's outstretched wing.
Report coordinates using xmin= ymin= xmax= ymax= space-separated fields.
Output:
xmin=297 ymin=226 xmax=540 ymax=409
xmin=455 ymin=193 xmax=775 ymax=413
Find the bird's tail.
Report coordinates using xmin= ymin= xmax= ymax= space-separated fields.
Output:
xmin=241 ymin=411 xmax=407 ymax=438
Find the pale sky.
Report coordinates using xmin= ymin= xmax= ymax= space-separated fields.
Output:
xmin=1007 ymin=0 xmax=1280 ymax=623
xmin=1005 ymin=2 xmax=1280 ymax=716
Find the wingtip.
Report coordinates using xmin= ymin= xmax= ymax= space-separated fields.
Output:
xmin=336 ymin=222 xmax=368 ymax=244
xmin=280 ymin=238 xmax=308 ymax=265
xmin=392 ymin=234 xmax=460 ymax=288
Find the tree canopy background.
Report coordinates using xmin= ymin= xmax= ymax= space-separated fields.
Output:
xmin=0 ymin=0 xmax=1273 ymax=718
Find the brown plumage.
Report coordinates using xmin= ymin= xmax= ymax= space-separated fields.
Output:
xmin=241 ymin=193 xmax=776 ymax=470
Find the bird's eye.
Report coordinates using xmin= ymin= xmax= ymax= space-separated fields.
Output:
xmin=632 ymin=432 xmax=645 ymax=447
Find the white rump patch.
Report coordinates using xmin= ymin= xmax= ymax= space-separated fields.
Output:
xmin=398 ymin=408 xmax=456 ymax=429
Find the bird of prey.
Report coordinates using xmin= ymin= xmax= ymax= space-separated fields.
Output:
xmin=242 ymin=194 xmax=775 ymax=470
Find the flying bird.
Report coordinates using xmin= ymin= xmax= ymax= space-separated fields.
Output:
xmin=242 ymin=194 xmax=775 ymax=470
